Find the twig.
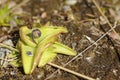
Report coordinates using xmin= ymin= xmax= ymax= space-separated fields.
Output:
xmin=0 ymin=43 xmax=19 ymax=52
xmin=45 ymin=22 xmax=118 ymax=80
xmin=0 ymin=57 xmax=18 ymax=62
xmin=48 ymin=62 xmax=95 ymax=80
xmin=92 ymin=0 xmax=117 ymax=34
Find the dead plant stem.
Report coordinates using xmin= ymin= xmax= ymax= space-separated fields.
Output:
xmin=92 ymin=0 xmax=117 ymax=34
xmin=48 ymin=62 xmax=95 ymax=80
xmin=0 ymin=43 xmax=19 ymax=52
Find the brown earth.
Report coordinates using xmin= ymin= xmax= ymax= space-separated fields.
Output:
xmin=0 ymin=0 xmax=120 ymax=80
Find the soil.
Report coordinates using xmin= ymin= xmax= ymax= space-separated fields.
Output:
xmin=0 ymin=0 xmax=120 ymax=80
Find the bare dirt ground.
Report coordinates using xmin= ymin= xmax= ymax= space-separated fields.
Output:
xmin=0 ymin=0 xmax=120 ymax=80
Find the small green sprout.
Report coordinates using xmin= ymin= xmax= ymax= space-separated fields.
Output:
xmin=0 ymin=5 xmax=19 ymax=27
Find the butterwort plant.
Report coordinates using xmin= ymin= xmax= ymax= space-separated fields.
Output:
xmin=9 ymin=23 xmax=77 ymax=74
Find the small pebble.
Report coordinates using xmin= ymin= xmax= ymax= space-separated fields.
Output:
xmin=71 ymin=42 xmax=77 ymax=49
xmin=0 ymin=39 xmax=14 ymax=66
xmin=2 ymin=39 xmax=14 ymax=47
xmin=0 ymin=51 xmax=4 ymax=58
xmin=112 ymin=69 xmax=118 ymax=76
xmin=10 ymin=71 xmax=15 ymax=75
xmin=41 ymin=12 xmax=47 ymax=19
xmin=65 ymin=0 xmax=77 ymax=6
xmin=53 ymin=10 xmax=58 ymax=15
xmin=2 ymin=27 xmax=8 ymax=32
xmin=96 ymin=78 xmax=101 ymax=80
xmin=37 ymin=74 xmax=42 ymax=79
xmin=40 ymin=8 xmax=45 ymax=12
xmin=62 ymin=5 xmax=71 ymax=11
xmin=86 ymin=57 xmax=92 ymax=63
